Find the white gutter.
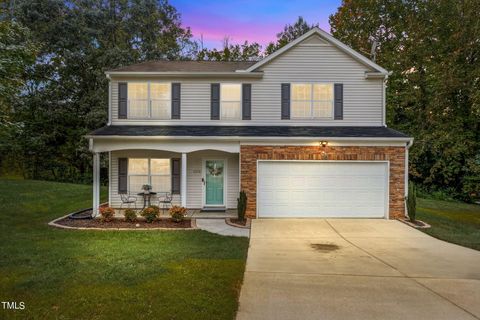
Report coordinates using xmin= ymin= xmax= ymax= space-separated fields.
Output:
xmin=405 ymin=138 xmax=414 ymax=217
xmin=107 ymin=79 xmax=111 ymax=125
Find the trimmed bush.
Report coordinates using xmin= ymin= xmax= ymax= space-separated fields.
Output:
xmin=99 ymin=206 xmax=115 ymax=222
xmin=406 ymin=183 xmax=417 ymax=222
xmin=169 ymin=205 xmax=187 ymax=222
xmin=237 ymin=190 xmax=247 ymax=221
xmin=149 ymin=205 xmax=160 ymax=216
xmin=141 ymin=207 xmax=158 ymax=223
xmin=124 ymin=208 xmax=137 ymax=222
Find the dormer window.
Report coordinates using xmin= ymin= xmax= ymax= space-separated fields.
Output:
xmin=128 ymin=82 xmax=171 ymax=119
xmin=291 ymin=83 xmax=333 ymax=119
xmin=220 ymin=84 xmax=241 ymax=120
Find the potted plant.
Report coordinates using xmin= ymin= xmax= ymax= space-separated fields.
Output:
xmin=169 ymin=205 xmax=187 ymax=222
xmin=141 ymin=184 xmax=152 ymax=194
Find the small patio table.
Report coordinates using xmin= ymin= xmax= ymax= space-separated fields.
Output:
xmin=137 ymin=192 xmax=157 ymax=209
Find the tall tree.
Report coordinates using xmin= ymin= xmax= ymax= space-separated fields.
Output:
xmin=3 ymin=0 xmax=194 ymax=182
xmin=0 ymin=20 xmax=37 ymax=174
xmin=330 ymin=0 xmax=480 ymax=200
xmin=265 ymin=16 xmax=318 ymax=55
xmin=196 ymin=37 xmax=262 ymax=61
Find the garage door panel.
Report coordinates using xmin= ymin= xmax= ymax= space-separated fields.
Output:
xmin=257 ymin=161 xmax=388 ymax=218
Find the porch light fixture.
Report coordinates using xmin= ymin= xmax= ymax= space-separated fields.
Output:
xmin=319 ymin=141 xmax=328 ymax=147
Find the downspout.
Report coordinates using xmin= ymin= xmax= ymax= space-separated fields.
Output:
xmin=405 ymin=139 xmax=414 ymax=217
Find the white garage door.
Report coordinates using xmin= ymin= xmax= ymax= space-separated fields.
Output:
xmin=257 ymin=161 xmax=388 ymax=218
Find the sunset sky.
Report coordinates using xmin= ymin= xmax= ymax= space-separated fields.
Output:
xmin=171 ymin=0 xmax=341 ymax=49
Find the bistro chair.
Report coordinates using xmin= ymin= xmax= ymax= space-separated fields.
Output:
xmin=120 ymin=192 xmax=137 ymax=211
xmin=157 ymin=192 xmax=173 ymax=215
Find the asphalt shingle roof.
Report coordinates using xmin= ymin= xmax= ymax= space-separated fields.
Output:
xmin=107 ymin=61 xmax=257 ymax=73
xmin=89 ymin=125 xmax=410 ymax=138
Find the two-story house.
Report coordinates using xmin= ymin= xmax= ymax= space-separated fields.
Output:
xmin=87 ymin=28 xmax=413 ymax=219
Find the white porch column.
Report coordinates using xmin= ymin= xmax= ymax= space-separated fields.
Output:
xmin=93 ymin=152 xmax=100 ymax=217
xmin=181 ymin=152 xmax=187 ymax=207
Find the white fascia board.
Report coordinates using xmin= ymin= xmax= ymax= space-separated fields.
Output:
xmin=244 ymin=28 xmax=389 ymax=75
xmin=86 ymin=135 xmax=413 ymax=144
xmin=105 ymin=71 xmax=263 ymax=78
xmin=365 ymin=71 xmax=389 ymax=79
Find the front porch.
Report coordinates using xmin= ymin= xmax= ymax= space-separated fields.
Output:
xmin=90 ymin=138 xmax=241 ymax=217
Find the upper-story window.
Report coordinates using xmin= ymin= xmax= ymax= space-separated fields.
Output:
xmin=291 ymin=83 xmax=333 ymax=119
xmin=128 ymin=82 xmax=171 ymax=119
xmin=220 ymin=84 xmax=241 ymax=120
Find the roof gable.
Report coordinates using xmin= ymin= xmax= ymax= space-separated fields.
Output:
xmin=243 ymin=28 xmax=388 ymax=75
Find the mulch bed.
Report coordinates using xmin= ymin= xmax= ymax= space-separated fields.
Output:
xmin=399 ymin=218 xmax=431 ymax=229
xmin=225 ymin=218 xmax=250 ymax=229
xmin=230 ymin=218 xmax=247 ymax=226
xmin=55 ymin=217 xmax=192 ymax=229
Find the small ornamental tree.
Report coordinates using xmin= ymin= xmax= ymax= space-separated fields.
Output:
xmin=237 ymin=191 xmax=247 ymax=221
xmin=406 ymin=183 xmax=417 ymax=222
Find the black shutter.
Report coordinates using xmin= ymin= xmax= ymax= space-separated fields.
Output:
xmin=118 ymin=82 xmax=128 ymax=119
xmin=118 ymin=158 xmax=128 ymax=193
xmin=171 ymin=83 xmax=181 ymax=119
xmin=211 ymin=83 xmax=220 ymax=120
xmin=334 ymin=83 xmax=343 ymax=120
xmin=281 ymin=83 xmax=290 ymax=119
xmin=171 ymin=158 xmax=181 ymax=194
xmin=242 ymin=83 xmax=252 ymax=120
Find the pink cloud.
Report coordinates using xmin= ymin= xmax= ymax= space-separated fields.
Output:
xmin=183 ymin=11 xmax=284 ymax=47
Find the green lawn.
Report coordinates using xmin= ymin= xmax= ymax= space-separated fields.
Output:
xmin=417 ymin=197 xmax=480 ymax=250
xmin=0 ymin=179 xmax=249 ymax=320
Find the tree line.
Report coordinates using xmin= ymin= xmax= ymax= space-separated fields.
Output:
xmin=0 ymin=0 xmax=478 ymax=201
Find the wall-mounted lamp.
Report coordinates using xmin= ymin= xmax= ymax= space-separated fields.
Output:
xmin=319 ymin=141 xmax=328 ymax=147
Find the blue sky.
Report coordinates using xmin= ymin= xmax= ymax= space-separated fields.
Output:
xmin=170 ymin=0 xmax=342 ymax=49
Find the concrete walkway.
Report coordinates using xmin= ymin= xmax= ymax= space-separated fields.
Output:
xmin=196 ymin=219 xmax=249 ymax=237
xmin=237 ymin=219 xmax=480 ymax=320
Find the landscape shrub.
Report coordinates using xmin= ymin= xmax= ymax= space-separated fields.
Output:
xmin=99 ymin=206 xmax=115 ymax=222
xmin=169 ymin=206 xmax=187 ymax=222
xmin=141 ymin=207 xmax=158 ymax=223
xmin=124 ymin=208 xmax=137 ymax=222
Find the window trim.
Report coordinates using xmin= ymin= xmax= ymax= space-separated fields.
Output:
xmin=127 ymin=158 xmax=171 ymax=193
xmin=127 ymin=81 xmax=171 ymax=120
xmin=290 ymin=82 xmax=334 ymax=120
xmin=220 ymin=83 xmax=242 ymax=120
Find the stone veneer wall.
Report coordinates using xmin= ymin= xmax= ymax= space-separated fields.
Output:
xmin=240 ymin=145 xmax=406 ymax=219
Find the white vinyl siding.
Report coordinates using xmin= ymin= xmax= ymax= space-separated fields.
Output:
xmin=110 ymin=35 xmax=383 ymax=126
xmin=109 ymin=150 xmax=239 ymax=209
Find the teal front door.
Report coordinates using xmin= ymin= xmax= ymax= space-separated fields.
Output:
xmin=205 ymin=160 xmax=224 ymax=206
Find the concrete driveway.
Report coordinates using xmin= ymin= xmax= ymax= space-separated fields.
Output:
xmin=236 ymin=219 xmax=480 ymax=320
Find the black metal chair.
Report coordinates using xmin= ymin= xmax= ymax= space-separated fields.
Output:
xmin=157 ymin=192 xmax=173 ymax=215
xmin=120 ymin=193 xmax=137 ymax=211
